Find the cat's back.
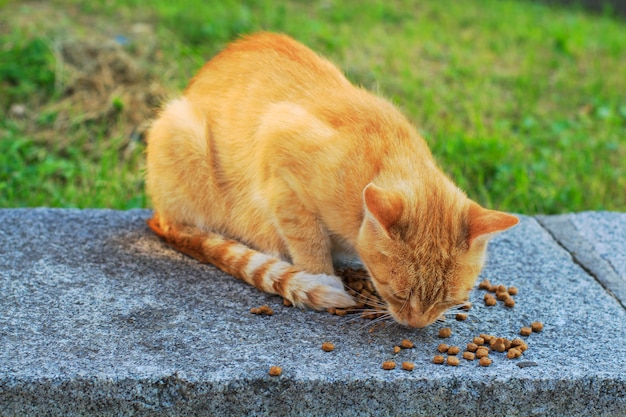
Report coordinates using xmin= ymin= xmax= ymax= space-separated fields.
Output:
xmin=184 ymin=32 xmax=351 ymax=107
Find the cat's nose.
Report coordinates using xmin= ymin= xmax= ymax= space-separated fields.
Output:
xmin=405 ymin=315 xmax=433 ymax=329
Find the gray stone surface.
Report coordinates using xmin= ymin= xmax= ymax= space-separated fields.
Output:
xmin=569 ymin=212 xmax=626 ymax=280
xmin=537 ymin=212 xmax=626 ymax=308
xmin=1 ymin=208 xmax=625 ymax=417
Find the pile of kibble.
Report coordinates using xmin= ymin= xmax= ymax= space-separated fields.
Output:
xmin=432 ymin=322 xmax=543 ymax=366
xmin=326 ymin=267 xmax=387 ymax=319
xmin=260 ymin=268 xmax=546 ymax=375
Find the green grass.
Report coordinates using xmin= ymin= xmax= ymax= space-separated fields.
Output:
xmin=1 ymin=0 xmax=624 ymax=213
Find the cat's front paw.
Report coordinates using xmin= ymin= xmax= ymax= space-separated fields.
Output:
xmin=288 ymin=273 xmax=355 ymax=310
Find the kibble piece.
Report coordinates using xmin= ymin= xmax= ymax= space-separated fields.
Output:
xmin=321 ymin=342 xmax=335 ymax=352
xmin=461 ymin=302 xmax=472 ymax=311
xmin=433 ymin=355 xmax=445 ymax=364
xmin=447 ymin=346 xmax=460 ymax=355
xmin=400 ymin=339 xmax=415 ymax=349
xmin=479 ymin=357 xmax=492 ymax=367
xmin=335 ymin=309 xmax=348 ymax=316
xmin=531 ymin=321 xmax=544 ymax=333
xmin=255 ymin=305 xmax=274 ymax=315
xmin=483 ymin=293 xmax=493 ymax=301
xmin=494 ymin=343 xmax=506 ymax=353
xmin=438 ymin=328 xmax=452 ymax=338
xmin=447 ymin=356 xmax=460 ymax=366
xmin=382 ymin=361 xmax=396 ymax=370
xmin=466 ymin=343 xmax=479 ymax=352
xmin=511 ymin=338 xmax=528 ymax=352
xmin=462 ymin=351 xmax=475 ymax=361
xmin=497 ymin=285 xmax=507 ymax=293
xmin=480 ymin=334 xmax=494 ymax=343
xmin=490 ymin=337 xmax=506 ymax=353
xmin=476 ymin=347 xmax=489 ymax=359
xmin=437 ymin=343 xmax=449 ymax=353
xmin=520 ymin=327 xmax=532 ymax=336
xmin=473 ymin=336 xmax=485 ymax=346
xmin=496 ymin=292 xmax=509 ymax=301
xmin=455 ymin=313 xmax=468 ymax=321
xmin=507 ymin=286 xmax=518 ymax=296
xmin=507 ymin=348 xmax=522 ymax=359
xmin=393 ymin=346 xmax=401 ymax=354
xmin=478 ymin=279 xmax=491 ymax=290
xmin=250 ymin=307 xmax=261 ymax=314
xmin=504 ymin=297 xmax=515 ymax=308
xmin=401 ymin=361 xmax=415 ymax=371
xmin=269 ymin=366 xmax=282 ymax=376
xmin=484 ymin=297 xmax=497 ymax=307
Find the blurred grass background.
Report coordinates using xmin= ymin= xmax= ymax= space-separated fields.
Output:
xmin=1 ymin=0 xmax=624 ymax=213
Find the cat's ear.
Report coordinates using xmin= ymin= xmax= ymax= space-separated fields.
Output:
xmin=468 ymin=201 xmax=519 ymax=245
xmin=363 ymin=183 xmax=404 ymax=236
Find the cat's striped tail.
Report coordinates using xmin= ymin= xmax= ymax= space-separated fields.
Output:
xmin=147 ymin=214 xmax=355 ymax=309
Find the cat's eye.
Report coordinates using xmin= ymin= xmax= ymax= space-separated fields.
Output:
xmin=390 ymin=290 xmax=410 ymax=303
xmin=435 ymin=301 xmax=456 ymax=310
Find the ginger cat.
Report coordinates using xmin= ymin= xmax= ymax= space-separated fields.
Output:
xmin=145 ymin=32 xmax=519 ymax=328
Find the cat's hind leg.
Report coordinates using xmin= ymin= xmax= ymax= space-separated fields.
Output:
xmin=147 ymin=213 xmax=355 ymax=309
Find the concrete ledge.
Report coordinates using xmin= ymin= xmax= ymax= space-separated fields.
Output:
xmin=1 ymin=209 xmax=625 ymax=416
xmin=537 ymin=212 xmax=626 ymax=308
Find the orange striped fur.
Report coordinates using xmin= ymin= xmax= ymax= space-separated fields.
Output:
xmin=147 ymin=213 xmax=352 ymax=308
xmin=145 ymin=33 xmax=518 ymax=327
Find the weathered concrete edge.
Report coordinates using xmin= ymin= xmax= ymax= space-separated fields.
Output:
xmin=535 ymin=214 xmax=626 ymax=309
xmin=2 ymin=375 xmax=625 ymax=417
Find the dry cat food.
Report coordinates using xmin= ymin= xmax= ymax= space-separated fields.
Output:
xmin=507 ymin=348 xmax=522 ymax=359
xmin=447 ymin=346 xmax=460 ymax=355
xmin=473 ymin=336 xmax=485 ymax=345
xmin=531 ymin=321 xmax=544 ymax=332
xmin=490 ymin=338 xmax=507 ymax=353
xmin=466 ymin=343 xmax=479 ymax=353
xmin=462 ymin=352 xmax=475 ymax=361
xmin=496 ymin=291 xmax=509 ymax=301
xmin=382 ymin=361 xmax=396 ymax=370
xmin=393 ymin=346 xmax=401 ymax=354
xmin=400 ymin=339 xmax=415 ymax=349
xmin=520 ymin=327 xmax=532 ymax=336
xmin=331 ymin=267 xmax=386 ymax=319
xmin=437 ymin=343 xmax=449 ymax=353
xmin=433 ymin=355 xmax=445 ymax=365
xmin=478 ymin=279 xmax=491 ymax=290
xmin=479 ymin=357 xmax=492 ymax=367
xmin=269 ymin=366 xmax=282 ymax=376
xmin=475 ymin=347 xmax=489 ymax=359
xmin=321 ymin=342 xmax=335 ymax=352
xmin=478 ymin=279 xmax=519 ymax=308
xmin=511 ymin=338 xmax=528 ymax=352
xmin=447 ymin=356 xmax=460 ymax=366
xmin=401 ymin=361 xmax=415 ymax=371
xmin=438 ymin=327 xmax=452 ymax=338
xmin=455 ymin=313 xmax=468 ymax=321
xmin=250 ymin=305 xmax=274 ymax=315
xmin=485 ymin=294 xmax=498 ymax=307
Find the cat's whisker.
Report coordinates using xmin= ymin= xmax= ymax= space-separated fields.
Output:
xmin=358 ymin=313 xmax=394 ymax=331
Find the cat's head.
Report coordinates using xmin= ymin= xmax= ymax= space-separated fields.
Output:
xmin=356 ymin=183 xmax=519 ymax=328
